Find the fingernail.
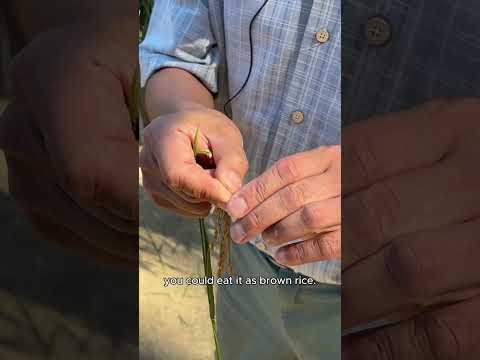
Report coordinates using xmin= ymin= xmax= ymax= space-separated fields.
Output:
xmin=230 ymin=222 xmax=246 ymax=244
xmin=226 ymin=196 xmax=248 ymax=218
xmin=223 ymin=171 xmax=242 ymax=193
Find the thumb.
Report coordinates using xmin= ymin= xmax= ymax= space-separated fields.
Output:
xmin=211 ymin=137 xmax=249 ymax=194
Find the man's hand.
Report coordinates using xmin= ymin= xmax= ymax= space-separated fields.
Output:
xmin=342 ymin=99 xmax=480 ymax=356
xmin=140 ymin=107 xmax=248 ymax=217
xmin=0 ymin=19 xmax=138 ymax=265
xmin=343 ymin=295 xmax=480 ymax=360
xmin=226 ymin=146 xmax=341 ymax=266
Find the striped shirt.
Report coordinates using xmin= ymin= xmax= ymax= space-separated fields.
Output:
xmin=140 ymin=0 xmax=342 ymax=284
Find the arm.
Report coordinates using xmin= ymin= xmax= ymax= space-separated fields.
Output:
xmin=145 ymin=68 xmax=215 ymax=118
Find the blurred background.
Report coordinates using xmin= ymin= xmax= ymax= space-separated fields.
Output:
xmin=0 ymin=93 xmax=138 ymax=359
xmin=0 ymin=6 xmax=138 ymax=360
xmin=139 ymin=172 xmax=217 ymax=360
xmin=1 ymin=2 xmax=217 ymax=358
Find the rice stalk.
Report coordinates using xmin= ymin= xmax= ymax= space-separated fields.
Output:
xmin=193 ymin=128 xmax=222 ymax=360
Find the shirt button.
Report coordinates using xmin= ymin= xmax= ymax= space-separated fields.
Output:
xmin=315 ymin=29 xmax=330 ymax=44
xmin=291 ymin=111 xmax=305 ymax=124
xmin=365 ymin=16 xmax=392 ymax=46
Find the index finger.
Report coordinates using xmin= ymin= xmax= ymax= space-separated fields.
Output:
xmin=226 ymin=147 xmax=334 ymax=219
xmin=342 ymin=100 xmax=473 ymax=195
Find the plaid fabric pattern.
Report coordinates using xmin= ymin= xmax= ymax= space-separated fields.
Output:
xmin=343 ymin=0 xmax=480 ymax=125
xmin=140 ymin=0 xmax=342 ymax=284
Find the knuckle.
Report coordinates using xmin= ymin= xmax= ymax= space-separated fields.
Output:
xmin=312 ymin=233 xmax=339 ymax=259
xmin=274 ymin=157 xmax=300 ymax=183
xmin=300 ymin=205 xmax=322 ymax=230
xmin=416 ymin=316 xmax=461 ymax=360
xmin=292 ymin=243 xmax=307 ymax=264
xmin=343 ymin=195 xmax=384 ymax=259
xmin=364 ymin=182 xmax=401 ymax=239
xmin=349 ymin=135 xmax=379 ymax=185
xmin=369 ymin=332 xmax=395 ymax=360
xmin=251 ymin=178 xmax=269 ymax=203
xmin=385 ymin=242 xmax=425 ymax=298
xmin=281 ymin=183 xmax=306 ymax=211
xmin=356 ymin=192 xmax=386 ymax=247
xmin=243 ymin=210 xmax=262 ymax=233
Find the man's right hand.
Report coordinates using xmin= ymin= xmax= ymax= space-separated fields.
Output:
xmin=140 ymin=107 xmax=248 ymax=217
xmin=342 ymin=99 xmax=480 ymax=358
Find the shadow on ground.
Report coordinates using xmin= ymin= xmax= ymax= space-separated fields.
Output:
xmin=0 ymin=145 xmax=138 ymax=359
xmin=139 ymin=172 xmax=217 ymax=360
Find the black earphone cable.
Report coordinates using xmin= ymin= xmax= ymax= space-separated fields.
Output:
xmin=223 ymin=0 xmax=271 ymax=117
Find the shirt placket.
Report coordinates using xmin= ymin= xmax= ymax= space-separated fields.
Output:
xmin=269 ymin=5 xmax=338 ymax=164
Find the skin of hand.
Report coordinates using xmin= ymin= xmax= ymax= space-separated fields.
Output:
xmin=342 ymin=99 xmax=480 ymax=358
xmin=226 ymin=145 xmax=341 ymax=266
xmin=0 ymin=19 xmax=138 ymax=266
xmin=139 ymin=106 xmax=249 ymax=218
xmin=343 ymin=295 xmax=480 ymax=360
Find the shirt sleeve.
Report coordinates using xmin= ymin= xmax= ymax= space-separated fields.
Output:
xmin=139 ymin=0 xmax=219 ymax=93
